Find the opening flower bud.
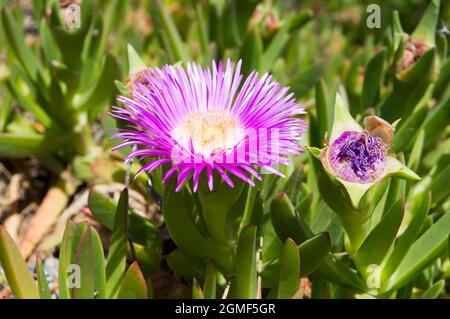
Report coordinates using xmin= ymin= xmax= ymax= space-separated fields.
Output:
xmin=397 ymin=38 xmax=429 ymax=72
xmin=329 ymin=131 xmax=386 ymax=184
xmin=364 ymin=115 xmax=395 ymax=145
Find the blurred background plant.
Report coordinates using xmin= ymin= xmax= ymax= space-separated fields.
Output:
xmin=0 ymin=0 xmax=449 ymax=299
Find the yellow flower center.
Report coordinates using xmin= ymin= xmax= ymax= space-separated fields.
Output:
xmin=172 ymin=110 xmax=245 ymax=156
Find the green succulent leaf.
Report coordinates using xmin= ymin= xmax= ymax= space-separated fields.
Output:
xmin=355 ymin=199 xmax=404 ymax=267
xmin=36 ymin=257 xmax=51 ymax=299
xmin=362 ymin=49 xmax=386 ymax=109
xmin=0 ymin=226 xmax=39 ymax=299
xmin=391 ymin=105 xmax=428 ymax=153
xmin=411 ymin=0 xmax=440 ymax=46
xmin=290 ymin=63 xmax=323 ymax=98
xmin=263 ymin=232 xmax=330 ymax=288
xmin=407 ymin=129 xmax=425 ymax=171
xmin=167 ymin=249 xmax=206 ymax=281
xmin=421 ymin=279 xmax=445 ymax=299
xmin=0 ymin=133 xmax=44 ymax=158
xmin=298 ymin=233 xmax=331 ymax=276
xmin=275 ymin=238 xmax=300 ymax=299
xmin=192 ymin=278 xmax=205 ymax=299
xmin=58 ymin=222 xmax=88 ymax=299
xmin=429 ymin=162 xmax=450 ymax=206
xmin=1 ymin=8 xmax=44 ymax=83
xmin=72 ymin=226 xmax=107 ymax=299
xmin=271 ymin=192 xmax=313 ymax=244
xmin=117 ymin=262 xmax=148 ymax=299
xmin=198 ymin=176 xmax=246 ymax=245
xmin=105 ymin=188 xmax=129 ymax=298
xmin=150 ymin=0 xmax=191 ymax=62
xmin=330 ymin=93 xmax=363 ymax=144
xmin=381 ymin=49 xmax=435 ymax=122
xmin=88 ymin=189 xmax=162 ymax=251
xmin=235 ymin=225 xmax=258 ymax=299
xmin=127 ymin=44 xmax=147 ymax=75
xmin=313 ymin=78 xmax=332 ymax=139
xmin=5 ymin=79 xmax=51 ymax=127
xmin=388 ymin=210 xmax=450 ymax=292
xmin=383 ymin=191 xmax=430 ymax=282
xmin=239 ymin=29 xmax=263 ymax=75
xmin=76 ymin=53 xmax=119 ymax=119
xmin=203 ymin=262 xmax=217 ymax=299
xmin=163 ymin=179 xmax=231 ymax=269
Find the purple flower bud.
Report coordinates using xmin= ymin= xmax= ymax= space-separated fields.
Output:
xmin=329 ymin=131 xmax=386 ymax=184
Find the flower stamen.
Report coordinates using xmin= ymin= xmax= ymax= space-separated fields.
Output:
xmin=172 ymin=110 xmax=245 ymax=157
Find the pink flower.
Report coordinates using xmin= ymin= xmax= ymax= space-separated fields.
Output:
xmin=111 ymin=60 xmax=306 ymax=191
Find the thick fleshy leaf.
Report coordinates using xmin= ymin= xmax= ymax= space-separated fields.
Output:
xmin=421 ymin=279 xmax=445 ymax=299
xmin=36 ymin=257 xmax=51 ymax=299
xmin=0 ymin=133 xmax=44 ymax=158
xmin=105 ymin=189 xmax=129 ymax=298
xmin=411 ymin=0 xmax=440 ymax=46
xmin=263 ymin=232 xmax=330 ymax=288
xmin=0 ymin=226 xmax=39 ymax=299
xmin=298 ymin=233 xmax=331 ymax=276
xmin=239 ymin=186 xmax=258 ymax=234
xmin=194 ymin=3 xmax=210 ymax=64
xmin=167 ymin=249 xmax=206 ymax=281
xmin=117 ymin=262 xmax=148 ymax=299
xmin=262 ymin=10 xmax=311 ymax=71
xmin=382 ymin=156 xmax=421 ymax=181
xmin=381 ymin=49 xmax=435 ymax=122
xmin=76 ymin=53 xmax=119 ymax=118
xmin=5 ymin=79 xmax=51 ymax=127
xmin=270 ymin=192 xmax=313 ymax=244
xmin=275 ymin=238 xmax=300 ymax=299
xmin=362 ymin=49 xmax=386 ymax=109
xmin=337 ymin=178 xmax=374 ymax=209
xmin=383 ymin=191 xmax=430 ymax=282
xmin=407 ymin=129 xmax=425 ymax=171
xmin=58 ymin=222 xmax=88 ymax=299
xmin=316 ymin=171 xmax=358 ymax=215
xmin=163 ymin=180 xmax=232 ymax=272
xmin=313 ymin=78 xmax=332 ymax=139
xmin=203 ymin=262 xmax=216 ymax=299
xmin=239 ymin=29 xmax=263 ymax=75
xmin=234 ymin=225 xmax=257 ymax=299
xmin=430 ymin=162 xmax=450 ymax=206
xmin=329 ymin=93 xmax=363 ymax=144
xmin=1 ymin=8 xmax=42 ymax=82
xmin=423 ymin=94 xmax=450 ymax=145
xmin=72 ymin=226 xmax=106 ymax=299
xmin=290 ymin=63 xmax=323 ymax=98
xmin=391 ymin=105 xmax=428 ymax=153
xmin=88 ymin=190 xmax=162 ymax=251
xmin=192 ymin=278 xmax=204 ymax=299
xmin=198 ymin=176 xmax=246 ymax=245
xmin=150 ymin=0 xmax=191 ymax=62
xmin=127 ymin=44 xmax=146 ymax=75
xmin=355 ymin=199 xmax=404 ymax=267
xmin=387 ymin=210 xmax=450 ymax=292
xmin=390 ymin=11 xmax=406 ymax=53
xmin=270 ymin=189 xmax=364 ymax=289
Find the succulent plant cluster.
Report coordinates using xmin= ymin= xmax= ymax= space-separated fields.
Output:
xmin=0 ymin=0 xmax=449 ymax=299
